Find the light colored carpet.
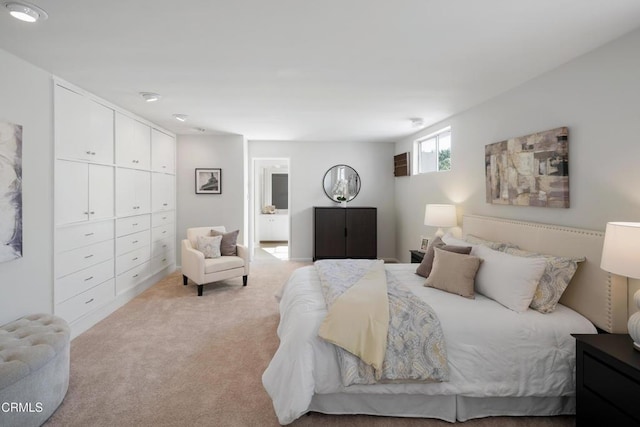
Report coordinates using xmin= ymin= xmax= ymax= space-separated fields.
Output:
xmin=44 ymin=258 xmax=575 ymax=427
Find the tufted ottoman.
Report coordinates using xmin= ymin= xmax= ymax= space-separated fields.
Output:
xmin=0 ymin=314 xmax=70 ymax=427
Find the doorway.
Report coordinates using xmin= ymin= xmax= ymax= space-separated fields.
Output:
xmin=251 ymin=158 xmax=290 ymax=261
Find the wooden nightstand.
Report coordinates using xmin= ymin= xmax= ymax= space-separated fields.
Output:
xmin=410 ymin=250 xmax=425 ymax=263
xmin=573 ymin=333 xmax=640 ymax=426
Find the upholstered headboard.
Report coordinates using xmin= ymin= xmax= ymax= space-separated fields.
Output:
xmin=462 ymin=215 xmax=629 ymax=333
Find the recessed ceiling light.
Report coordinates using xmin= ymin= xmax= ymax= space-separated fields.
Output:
xmin=4 ymin=2 xmax=48 ymax=23
xmin=173 ymin=114 xmax=188 ymax=122
xmin=140 ymin=92 xmax=162 ymax=102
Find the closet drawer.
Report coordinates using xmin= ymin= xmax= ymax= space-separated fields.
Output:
xmin=116 ymin=261 xmax=150 ymax=294
xmin=116 ymin=229 xmax=150 ymax=256
xmin=152 ymin=211 xmax=174 ymax=228
xmin=56 ymin=240 xmax=114 ymax=279
xmin=55 ymin=279 xmax=114 ymax=324
xmin=151 ymin=250 xmax=174 ymax=273
xmin=56 ymin=220 xmax=114 ymax=253
xmin=116 ymin=246 xmax=151 ymax=275
xmin=151 ymin=236 xmax=174 ymax=257
xmin=55 ymin=259 xmax=114 ymax=304
xmin=116 ymin=214 xmax=150 ymax=237
xmin=152 ymin=223 xmax=174 ymax=242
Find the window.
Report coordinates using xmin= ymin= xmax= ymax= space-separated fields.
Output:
xmin=414 ymin=127 xmax=451 ymax=174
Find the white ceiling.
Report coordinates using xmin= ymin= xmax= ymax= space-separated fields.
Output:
xmin=1 ymin=1 xmax=640 ymax=142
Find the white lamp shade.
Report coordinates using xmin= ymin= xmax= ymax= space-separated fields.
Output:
xmin=424 ymin=204 xmax=457 ymax=227
xmin=601 ymin=222 xmax=640 ymax=279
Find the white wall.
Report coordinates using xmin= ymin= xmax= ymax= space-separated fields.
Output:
xmin=249 ymin=140 xmax=396 ymax=261
xmin=394 ymin=27 xmax=640 ymax=262
xmin=176 ymin=134 xmax=246 ymax=264
xmin=0 ymin=50 xmax=54 ymax=325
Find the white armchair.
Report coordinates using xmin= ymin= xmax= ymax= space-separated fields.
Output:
xmin=181 ymin=226 xmax=249 ymax=296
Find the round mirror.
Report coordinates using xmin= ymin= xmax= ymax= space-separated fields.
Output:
xmin=322 ymin=164 xmax=361 ymax=202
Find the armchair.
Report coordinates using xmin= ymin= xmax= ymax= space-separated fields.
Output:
xmin=181 ymin=226 xmax=249 ymax=296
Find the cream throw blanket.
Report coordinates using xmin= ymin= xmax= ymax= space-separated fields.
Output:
xmin=315 ymin=259 xmax=449 ymax=385
xmin=318 ymin=260 xmax=389 ymax=372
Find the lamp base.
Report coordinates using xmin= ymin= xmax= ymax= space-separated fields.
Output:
xmin=434 ymin=228 xmax=445 ymax=238
xmin=628 ymin=289 xmax=640 ymax=351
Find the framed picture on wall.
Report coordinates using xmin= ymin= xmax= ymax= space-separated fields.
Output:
xmin=195 ymin=168 xmax=222 ymax=194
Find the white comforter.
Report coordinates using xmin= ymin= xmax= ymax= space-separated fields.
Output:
xmin=262 ymin=264 xmax=597 ymax=425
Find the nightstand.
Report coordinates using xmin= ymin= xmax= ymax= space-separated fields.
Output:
xmin=410 ymin=250 xmax=425 ymax=263
xmin=573 ymin=333 xmax=640 ymax=426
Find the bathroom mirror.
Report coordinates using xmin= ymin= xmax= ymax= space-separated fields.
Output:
xmin=322 ymin=164 xmax=361 ymax=202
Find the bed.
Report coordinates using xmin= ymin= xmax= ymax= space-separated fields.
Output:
xmin=262 ymin=215 xmax=631 ymax=425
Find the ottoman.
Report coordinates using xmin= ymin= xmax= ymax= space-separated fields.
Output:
xmin=0 ymin=314 xmax=70 ymax=427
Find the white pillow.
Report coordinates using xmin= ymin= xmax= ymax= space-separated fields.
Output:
xmin=442 ymin=233 xmax=474 ymax=248
xmin=472 ymin=244 xmax=547 ymax=313
xmin=196 ymin=235 xmax=222 ymax=259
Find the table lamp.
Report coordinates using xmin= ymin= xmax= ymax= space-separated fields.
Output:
xmin=600 ymin=221 xmax=640 ymax=350
xmin=424 ymin=204 xmax=457 ymax=238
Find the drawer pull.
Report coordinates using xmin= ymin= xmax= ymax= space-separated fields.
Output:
xmin=133 ymin=274 xmax=139 ymax=278
xmin=85 ymin=298 xmax=94 ymax=304
xmin=162 ymin=217 xmax=167 ymax=220
xmin=132 ymin=257 xmax=138 ymax=261
xmin=162 ymin=231 xmax=167 ymax=234
xmin=162 ymin=258 xmax=166 ymax=262
xmin=86 ymin=150 xmax=92 ymax=155
xmin=84 ymin=254 xmax=94 ymax=259
xmin=163 ymin=203 xmax=168 ymax=206
xmin=132 ymin=240 xmax=138 ymax=244
xmin=84 ymin=232 xmax=94 ymax=236
xmin=84 ymin=276 xmax=94 ymax=281
xmin=162 ymin=244 xmax=167 ymax=248
xmin=133 ymin=223 xmax=138 ymax=226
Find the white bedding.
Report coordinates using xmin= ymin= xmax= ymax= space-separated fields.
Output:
xmin=262 ymin=263 xmax=597 ymax=425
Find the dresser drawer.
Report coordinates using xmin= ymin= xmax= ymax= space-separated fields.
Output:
xmin=56 ymin=239 xmax=114 ymax=278
xmin=151 ymin=211 xmax=174 ymax=228
xmin=116 ymin=261 xmax=150 ymax=294
xmin=116 ymin=229 xmax=150 ymax=256
xmin=55 ymin=259 xmax=114 ymax=304
xmin=584 ymin=353 xmax=640 ymax=420
xmin=55 ymin=279 xmax=115 ymax=324
xmin=116 ymin=246 xmax=151 ymax=275
xmin=116 ymin=214 xmax=151 ymax=237
xmin=151 ymin=250 xmax=174 ymax=273
xmin=152 ymin=223 xmax=174 ymax=242
xmin=151 ymin=236 xmax=174 ymax=257
xmin=56 ymin=220 xmax=114 ymax=253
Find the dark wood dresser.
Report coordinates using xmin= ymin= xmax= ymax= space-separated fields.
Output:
xmin=573 ymin=333 xmax=640 ymax=426
xmin=313 ymin=207 xmax=377 ymax=261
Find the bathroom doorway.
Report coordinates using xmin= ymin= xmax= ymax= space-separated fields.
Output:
xmin=252 ymin=158 xmax=290 ymax=261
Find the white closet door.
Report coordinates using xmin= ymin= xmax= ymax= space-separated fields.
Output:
xmin=55 ymin=85 xmax=89 ymax=161
xmin=56 ymin=160 xmax=89 ymax=225
xmin=134 ymin=170 xmax=151 ymax=213
xmin=151 ymin=173 xmax=174 ymax=211
xmin=88 ymin=101 xmax=114 ymax=164
xmin=88 ymin=164 xmax=114 ymax=220
xmin=151 ymin=129 xmax=175 ymax=173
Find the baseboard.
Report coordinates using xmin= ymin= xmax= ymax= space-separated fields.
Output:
xmin=68 ymin=266 xmax=176 ymax=340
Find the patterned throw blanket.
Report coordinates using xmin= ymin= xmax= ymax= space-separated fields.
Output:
xmin=315 ymin=259 xmax=449 ymax=386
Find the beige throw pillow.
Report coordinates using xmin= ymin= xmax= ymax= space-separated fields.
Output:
xmin=196 ymin=235 xmax=222 ymax=259
xmin=416 ymin=236 xmax=472 ymax=278
xmin=210 ymin=229 xmax=239 ymax=256
xmin=424 ymin=247 xmax=481 ymax=299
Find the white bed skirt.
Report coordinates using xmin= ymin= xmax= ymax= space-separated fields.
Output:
xmin=309 ymin=393 xmax=575 ymax=422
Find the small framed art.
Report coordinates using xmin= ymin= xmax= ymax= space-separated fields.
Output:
xmin=419 ymin=236 xmax=429 ymax=252
xmin=195 ymin=168 xmax=222 ymax=194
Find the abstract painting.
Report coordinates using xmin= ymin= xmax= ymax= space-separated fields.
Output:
xmin=485 ymin=127 xmax=569 ymax=208
xmin=0 ymin=121 xmax=23 ymax=262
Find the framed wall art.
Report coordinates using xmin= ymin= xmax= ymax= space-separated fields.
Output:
xmin=485 ymin=127 xmax=569 ymax=208
xmin=195 ymin=168 xmax=222 ymax=194
xmin=0 ymin=120 xmax=23 ymax=263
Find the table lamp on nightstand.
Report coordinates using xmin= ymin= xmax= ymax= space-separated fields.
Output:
xmin=424 ymin=204 xmax=457 ymax=238
xmin=600 ymin=221 xmax=640 ymax=351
